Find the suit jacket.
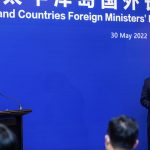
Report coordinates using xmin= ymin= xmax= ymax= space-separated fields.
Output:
xmin=140 ymin=78 xmax=150 ymax=126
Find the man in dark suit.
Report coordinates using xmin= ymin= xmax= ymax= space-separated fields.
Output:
xmin=140 ymin=78 xmax=150 ymax=150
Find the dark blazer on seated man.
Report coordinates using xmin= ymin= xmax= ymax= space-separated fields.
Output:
xmin=140 ymin=77 xmax=150 ymax=150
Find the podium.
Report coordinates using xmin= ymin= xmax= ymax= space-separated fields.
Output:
xmin=0 ymin=109 xmax=32 ymax=150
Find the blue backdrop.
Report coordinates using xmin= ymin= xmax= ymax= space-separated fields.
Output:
xmin=0 ymin=0 xmax=149 ymax=150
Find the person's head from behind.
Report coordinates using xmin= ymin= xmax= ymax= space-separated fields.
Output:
xmin=0 ymin=124 xmax=17 ymax=150
xmin=105 ymin=115 xmax=139 ymax=150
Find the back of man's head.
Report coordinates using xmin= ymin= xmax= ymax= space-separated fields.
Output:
xmin=0 ymin=124 xmax=17 ymax=150
xmin=105 ymin=115 xmax=139 ymax=150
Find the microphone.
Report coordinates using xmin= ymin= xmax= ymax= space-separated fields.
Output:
xmin=0 ymin=91 xmax=23 ymax=111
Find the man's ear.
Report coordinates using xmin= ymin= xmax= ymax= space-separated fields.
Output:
xmin=133 ymin=139 xmax=139 ymax=149
xmin=105 ymin=134 xmax=110 ymax=146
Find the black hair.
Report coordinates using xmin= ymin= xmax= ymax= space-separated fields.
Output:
xmin=107 ymin=115 xmax=139 ymax=150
